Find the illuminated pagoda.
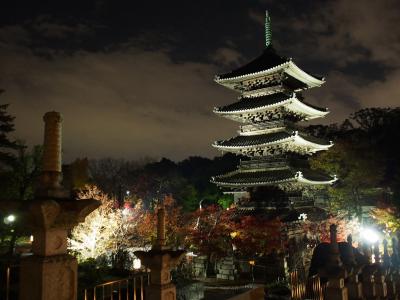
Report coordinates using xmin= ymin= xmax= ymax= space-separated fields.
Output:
xmin=211 ymin=11 xmax=337 ymax=210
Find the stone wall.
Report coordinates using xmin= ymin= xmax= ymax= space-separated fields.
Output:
xmin=216 ymin=257 xmax=238 ymax=280
xmin=192 ymin=255 xmax=207 ymax=278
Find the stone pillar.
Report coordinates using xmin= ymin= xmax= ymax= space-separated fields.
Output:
xmin=325 ymin=224 xmax=349 ymax=300
xmin=363 ymin=243 xmax=373 ymax=264
xmin=385 ymin=272 xmax=397 ymax=300
xmin=375 ymin=272 xmax=388 ymax=300
xmin=135 ymin=199 xmax=185 ymax=300
xmin=39 ymin=112 xmax=63 ymax=192
xmin=19 ymin=112 xmax=99 ymax=300
xmin=397 ymin=231 xmax=400 ymax=268
xmin=394 ymin=271 xmax=400 ymax=300
xmin=157 ymin=203 xmax=166 ymax=248
xmin=391 ymin=237 xmax=399 ymax=269
xmin=345 ymin=235 xmax=363 ymax=300
xmin=374 ymin=241 xmax=388 ymax=299
xmin=347 ymin=272 xmax=363 ymax=300
xmin=362 ymin=265 xmax=377 ymax=300
xmin=327 ymin=224 xmax=342 ymax=269
xmin=42 ymin=112 xmax=62 ymax=173
xmin=374 ymin=241 xmax=381 ymax=264
xmin=383 ymin=239 xmax=391 ymax=268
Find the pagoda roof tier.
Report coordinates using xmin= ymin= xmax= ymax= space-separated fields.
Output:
xmin=213 ymin=130 xmax=332 ymax=156
xmin=214 ymin=92 xmax=328 ymax=122
xmin=214 ymin=47 xmax=325 ymax=92
xmin=211 ymin=169 xmax=337 ymax=188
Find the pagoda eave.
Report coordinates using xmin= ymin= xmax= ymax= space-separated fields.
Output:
xmin=213 ymin=132 xmax=332 ymax=155
xmin=214 ymin=94 xmax=329 ymax=122
xmin=296 ymin=172 xmax=338 ymax=185
xmin=215 ymin=61 xmax=325 ymax=92
xmin=215 ymin=61 xmax=289 ymax=86
xmin=285 ymin=61 xmax=325 ymax=88
xmin=211 ymin=171 xmax=337 ymax=189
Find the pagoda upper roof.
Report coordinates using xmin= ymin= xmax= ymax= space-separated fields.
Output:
xmin=211 ymin=168 xmax=336 ymax=188
xmin=215 ymin=47 xmax=325 ymax=91
xmin=214 ymin=92 xmax=328 ymax=121
xmin=213 ymin=130 xmax=332 ymax=154
xmin=217 ymin=47 xmax=288 ymax=80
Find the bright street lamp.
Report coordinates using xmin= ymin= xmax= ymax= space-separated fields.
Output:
xmin=3 ymin=214 xmax=16 ymax=225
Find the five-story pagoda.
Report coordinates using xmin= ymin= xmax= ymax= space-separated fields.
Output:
xmin=211 ymin=11 xmax=336 ymax=211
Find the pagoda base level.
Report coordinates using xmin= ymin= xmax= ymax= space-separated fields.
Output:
xmin=231 ymin=186 xmax=319 ymax=209
xmin=146 ymin=283 xmax=176 ymax=300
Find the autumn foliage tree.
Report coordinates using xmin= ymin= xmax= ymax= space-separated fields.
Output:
xmin=302 ymin=213 xmax=360 ymax=243
xmin=186 ymin=205 xmax=234 ymax=259
xmin=135 ymin=195 xmax=188 ymax=248
xmin=68 ymin=185 xmax=145 ymax=262
xmin=371 ymin=206 xmax=400 ymax=233
xmin=231 ymin=216 xmax=284 ymax=257
xmin=187 ymin=206 xmax=288 ymax=258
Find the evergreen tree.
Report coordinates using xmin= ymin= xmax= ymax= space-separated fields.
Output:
xmin=0 ymin=90 xmax=18 ymax=169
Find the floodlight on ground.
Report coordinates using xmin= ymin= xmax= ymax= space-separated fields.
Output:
xmin=360 ymin=227 xmax=379 ymax=244
xmin=133 ymin=258 xmax=141 ymax=270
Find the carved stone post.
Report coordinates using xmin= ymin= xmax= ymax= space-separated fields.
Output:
xmin=383 ymin=239 xmax=391 ymax=268
xmin=19 ymin=112 xmax=99 ymax=300
xmin=362 ymin=265 xmax=377 ymax=300
xmin=325 ymin=224 xmax=349 ymax=300
xmin=135 ymin=199 xmax=185 ymax=300
xmin=373 ymin=241 xmax=388 ymax=299
xmin=391 ymin=237 xmax=399 ymax=269
xmin=328 ymin=224 xmax=342 ymax=269
xmin=345 ymin=235 xmax=363 ymax=300
xmin=156 ymin=202 xmax=166 ymax=248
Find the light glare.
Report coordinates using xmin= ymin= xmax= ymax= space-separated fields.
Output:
xmin=360 ymin=227 xmax=379 ymax=244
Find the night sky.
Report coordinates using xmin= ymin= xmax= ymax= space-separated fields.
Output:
xmin=1 ymin=0 xmax=399 ymax=162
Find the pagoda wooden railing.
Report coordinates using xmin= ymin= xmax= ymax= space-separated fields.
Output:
xmin=239 ymin=156 xmax=288 ymax=170
xmin=240 ymin=120 xmax=295 ymax=135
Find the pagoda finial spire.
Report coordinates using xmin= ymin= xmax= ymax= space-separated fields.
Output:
xmin=265 ymin=10 xmax=272 ymax=48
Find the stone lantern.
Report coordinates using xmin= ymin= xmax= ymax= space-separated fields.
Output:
xmin=19 ymin=112 xmax=99 ymax=300
xmin=324 ymin=224 xmax=349 ymax=300
xmin=135 ymin=200 xmax=185 ymax=300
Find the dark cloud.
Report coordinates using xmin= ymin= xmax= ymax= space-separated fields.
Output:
xmin=0 ymin=0 xmax=399 ymax=161
xmin=0 ymin=34 xmax=238 ymax=161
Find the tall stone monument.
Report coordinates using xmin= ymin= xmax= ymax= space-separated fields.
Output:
xmin=135 ymin=200 xmax=186 ymax=300
xmin=19 ymin=112 xmax=99 ymax=300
